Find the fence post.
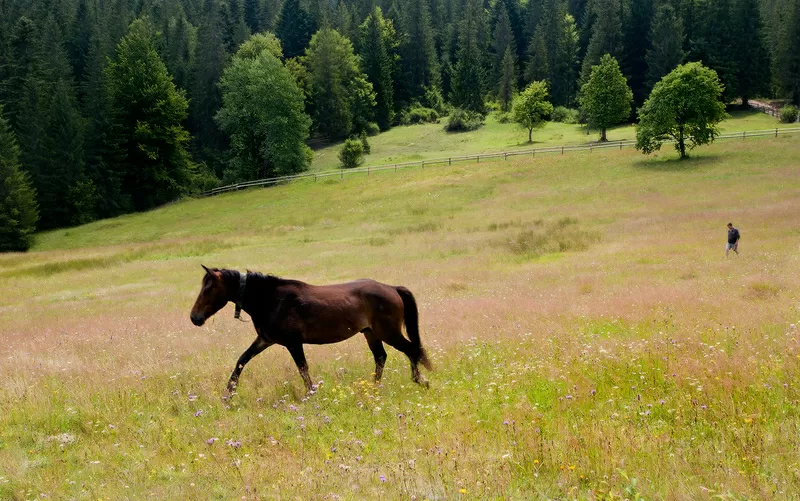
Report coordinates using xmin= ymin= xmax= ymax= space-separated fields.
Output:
xmin=314 ymin=175 xmax=317 ymax=182
xmin=590 ymin=145 xmax=593 ymax=153
xmin=421 ymin=161 xmax=424 ymax=169
xmin=368 ymin=167 xmax=370 ymax=176
xmin=561 ymin=146 xmax=564 ymax=155
xmin=619 ymin=143 xmax=622 ymax=150
xmin=341 ymin=170 xmax=343 ymax=180
xmin=743 ymin=131 xmax=746 ymax=139
xmin=449 ymin=157 xmax=451 ymax=165
xmin=775 ymin=128 xmax=778 ymax=137
xmin=504 ymin=152 xmax=508 ymax=160
xmin=477 ymin=155 xmax=480 ymax=163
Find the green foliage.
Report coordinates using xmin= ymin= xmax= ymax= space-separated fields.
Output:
xmin=105 ymin=17 xmax=194 ymax=210
xmin=444 ymin=107 xmax=484 ymax=132
xmin=359 ymin=132 xmax=371 ymax=154
xmin=216 ymin=32 xmax=311 ymax=182
xmin=402 ymin=106 xmax=439 ymax=125
xmin=303 ymin=28 xmax=376 ymax=139
xmin=491 ymin=2 xmax=517 ymax=111
xmin=450 ymin=0 xmax=487 ymax=114
xmin=512 ymin=81 xmax=554 ymax=142
xmin=551 ymin=106 xmax=579 ymax=123
xmin=774 ymin=1 xmax=800 ymax=104
xmin=338 ymin=137 xmax=364 ymax=168
xmin=645 ymin=4 xmax=684 ymax=92
xmin=0 ymin=106 xmax=38 ymax=252
xmin=731 ymin=0 xmax=770 ymax=105
xmin=580 ymin=0 xmax=623 ymax=83
xmin=275 ymin=0 xmax=314 ymax=59
xmin=358 ymin=8 xmax=396 ymax=130
xmin=636 ymin=62 xmax=727 ymax=159
xmin=579 ymin=54 xmax=632 ymax=141
xmin=779 ymin=105 xmax=798 ymax=124
xmin=235 ymin=32 xmax=282 ymax=60
xmin=400 ymin=0 xmax=439 ymax=101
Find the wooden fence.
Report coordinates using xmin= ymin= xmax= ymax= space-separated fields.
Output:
xmin=199 ymin=127 xmax=800 ymax=197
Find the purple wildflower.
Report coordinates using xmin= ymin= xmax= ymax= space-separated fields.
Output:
xmin=503 ymin=420 xmax=510 ymax=425
xmin=379 ymin=474 xmax=387 ymax=483
xmin=565 ymin=395 xmax=573 ymax=400
xmin=225 ymin=439 xmax=241 ymax=448
xmin=194 ymin=410 xmax=203 ymax=417
xmin=289 ymin=404 xmax=297 ymax=412
xmin=590 ymin=389 xmax=596 ymax=396
xmin=206 ymin=437 xmax=218 ymax=445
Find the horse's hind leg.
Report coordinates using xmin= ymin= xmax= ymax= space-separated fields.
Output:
xmin=363 ymin=329 xmax=387 ymax=383
xmin=227 ymin=336 xmax=273 ymax=394
xmin=379 ymin=327 xmax=429 ymax=388
xmin=286 ymin=344 xmax=314 ymax=392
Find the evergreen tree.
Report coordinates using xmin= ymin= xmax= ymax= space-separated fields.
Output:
xmin=450 ymin=0 xmax=487 ymax=113
xmin=491 ymin=2 xmax=517 ymax=104
xmin=689 ymin=0 xmax=737 ymax=102
xmin=498 ymin=47 xmax=517 ymax=111
xmin=359 ymin=7 xmax=397 ymax=129
xmin=580 ymin=0 xmax=623 ymax=83
xmin=275 ymin=0 xmax=314 ymax=59
xmin=400 ymin=0 xmax=439 ymax=100
xmin=732 ymin=0 xmax=769 ymax=106
xmin=525 ymin=29 xmax=549 ymax=83
xmin=303 ymin=28 xmax=376 ymax=138
xmin=191 ymin=0 xmax=231 ymax=171
xmin=554 ymin=13 xmax=579 ymax=106
xmin=68 ymin=0 xmax=93 ymax=86
xmin=243 ymin=0 xmax=261 ymax=32
xmin=164 ymin=11 xmax=196 ymax=93
xmin=579 ymin=53 xmax=632 ymax=141
xmin=775 ymin=0 xmax=800 ymax=104
xmin=1 ymin=17 xmax=39 ymax=130
xmin=82 ymin=27 xmax=128 ymax=217
xmin=645 ymin=3 xmax=684 ymax=92
xmin=0 ymin=105 xmax=38 ymax=252
xmin=105 ymin=17 xmax=193 ymax=211
xmin=622 ymin=0 xmax=652 ymax=106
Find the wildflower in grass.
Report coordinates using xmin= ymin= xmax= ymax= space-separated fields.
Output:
xmin=225 ymin=439 xmax=241 ymax=448
xmin=289 ymin=404 xmax=297 ymax=411
xmin=590 ymin=389 xmax=596 ymax=396
xmin=503 ymin=420 xmax=510 ymax=425
xmin=379 ymin=474 xmax=387 ymax=482
xmin=459 ymin=488 xmax=466 ymax=494
xmin=323 ymin=415 xmax=331 ymax=424
xmin=566 ymin=395 xmax=573 ymax=400
xmin=194 ymin=410 xmax=203 ymax=417
xmin=188 ymin=394 xmax=198 ymax=402
xmin=206 ymin=437 xmax=218 ymax=445
xmin=569 ymin=465 xmax=575 ymax=470
xmin=660 ymin=399 xmax=666 ymax=405
xmin=745 ymin=418 xmax=753 ymax=423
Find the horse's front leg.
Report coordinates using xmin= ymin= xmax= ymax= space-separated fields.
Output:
xmin=227 ymin=336 xmax=273 ymax=394
xmin=286 ymin=343 xmax=314 ymax=392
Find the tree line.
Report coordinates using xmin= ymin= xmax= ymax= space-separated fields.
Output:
xmin=0 ymin=0 xmax=798 ymax=250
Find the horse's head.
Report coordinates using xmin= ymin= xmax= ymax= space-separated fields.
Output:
xmin=190 ymin=265 xmax=231 ymax=326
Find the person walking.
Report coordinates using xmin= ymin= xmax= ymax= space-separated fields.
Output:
xmin=726 ymin=223 xmax=740 ymax=257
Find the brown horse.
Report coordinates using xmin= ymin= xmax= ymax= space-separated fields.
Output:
xmin=190 ymin=266 xmax=432 ymax=394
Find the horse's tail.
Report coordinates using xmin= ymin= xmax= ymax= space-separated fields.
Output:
xmin=396 ymin=286 xmax=433 ymax=371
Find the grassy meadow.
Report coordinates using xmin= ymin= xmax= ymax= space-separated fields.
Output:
xmin=1 ymin=116 xmax=800 ymax=500
xmin=308 ymin=109 xmax=796 ymax=171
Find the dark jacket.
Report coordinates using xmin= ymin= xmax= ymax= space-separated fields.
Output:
xmin=728 ymin=228 xmax=740 ymax=244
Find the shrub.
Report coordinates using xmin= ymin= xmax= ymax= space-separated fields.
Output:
xmin=338 ymin=138 xmax=364 ymax=168
xmin=552 ymin=106 xmax=580 ymax=124
xmin=444 ymin=108 xmax=484 ymax=132
xmin=780 ymin=105 xmax=799 ymax=123
xmin=364 ymin=122 xmax=380 ymax=136
xmin=423 ymin=86 xmax=447 ymax=114
xmin=402 ymin=106 xmax=440 ymax=125
xmin=359 ymin=132 xmax=371 ymax=154
xmin=496 ymin=111 xmax=512 ymax=124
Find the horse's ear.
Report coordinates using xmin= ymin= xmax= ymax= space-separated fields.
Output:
xmin=201 ymin=264 xmax=211 ymax=275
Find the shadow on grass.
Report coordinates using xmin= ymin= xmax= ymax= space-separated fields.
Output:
xmin=632 ymin=153 xmax=723 ymax=172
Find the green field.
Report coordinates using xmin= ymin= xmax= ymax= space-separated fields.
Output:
xmin=309 ymin=109 xmax=795 ymax=171
xmin=1 ymin=116 xmax=800 ymax=500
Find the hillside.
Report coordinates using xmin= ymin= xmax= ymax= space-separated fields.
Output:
xmin=1 ymin=134 xmax=799 ymax=499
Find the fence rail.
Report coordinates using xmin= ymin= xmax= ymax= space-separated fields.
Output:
xmin=199 ymin=127 xmax=800 ymax=197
